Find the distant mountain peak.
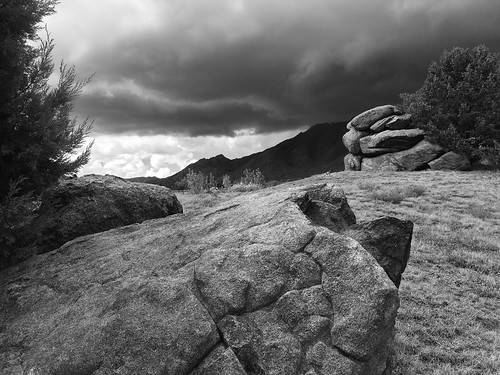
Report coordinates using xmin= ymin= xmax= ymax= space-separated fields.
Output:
xmin=130 ymin=121 xmax=348 ymax=188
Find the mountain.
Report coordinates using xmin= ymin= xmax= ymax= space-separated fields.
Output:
xmin=129 ymin=121 xmax=347 ymax=188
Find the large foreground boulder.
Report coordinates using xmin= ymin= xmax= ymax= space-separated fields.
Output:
xmin=33 ymin=174 xmax=183 ymax=254
xmin=0 ymin=183 xmax=412 ymax=375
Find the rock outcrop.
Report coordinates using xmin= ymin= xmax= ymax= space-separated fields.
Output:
xmin=0 ymin=182 xmax=412 ymax=375
xmin=343 ymin=105 xmax=470 ymax=171
xmin=428 ymin=151 xmax=471 ymax=171
xmin=33 ymin=174 xmax=183 ymax=254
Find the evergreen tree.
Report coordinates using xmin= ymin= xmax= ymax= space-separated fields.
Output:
xmin=0 ymin=0 xmax=93 ymax=267
xmin=401 ymin=45 xmax=500 ymax=165
xmin=0 ymin=0 xmax=93 ymax=198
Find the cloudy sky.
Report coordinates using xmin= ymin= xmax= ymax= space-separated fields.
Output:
xmin=43 ymin=0 xmax=500 ymax=178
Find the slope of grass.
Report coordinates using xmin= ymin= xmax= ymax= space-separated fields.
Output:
xmin=322 ymin=170 xmax=500 ymax=375
xmin=177 ymin=170 xmax=500 ymax=374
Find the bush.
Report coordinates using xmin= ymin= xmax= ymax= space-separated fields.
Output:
xmin=222 ymin=174 xmax=231 ymax=190
xmin=372 ymin=184 xmax=426 ymax=204
xmin=241 ymin=168 xmax=265 ymax=187
xmin=186 ymin=169 xmax=207 ymax=193
xmin=401 ymin=45 xmax=500 ymax=166
xmin=230 ymin=183 xmax=262 ymax=192
xmin=0 ymin=179 xmax=39 ymax=268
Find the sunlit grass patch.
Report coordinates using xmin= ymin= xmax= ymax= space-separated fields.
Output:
xmin=371 ymin=184 xmax=426 ymax=204
xmin=229 ymin=182 xmax=262 ymax=192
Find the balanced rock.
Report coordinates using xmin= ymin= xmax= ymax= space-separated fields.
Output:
xmin=33 ymin=174 xmax=183 ymax=254
xmin=359 ymin=129 xmax=425 ymax=156
xmin=342 ymin=127 xmax=370 ymax=155
xmin=428 ymin=151 xmax=471 ymax=171
xmin=0 ymin=182 xmax=410 ymax=375
xmin=347 ymin=105 xmax=403 ymax=131
xmin=370 ymin=114 xmax=412 ymax=132
xmin=361 ymin=140 xmax=443 ymax=171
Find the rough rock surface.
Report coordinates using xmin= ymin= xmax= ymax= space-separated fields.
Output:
xmin=347 ymin=105 xmax=403 ymax=131
xmin=342 ymin=127 xmax=370 ymax=155
xmin=370 ymin=114 xmax=412 ymax=132
xmin=344 ymin=154 xmax=362 ymax=171
xmin=343 ymin=105 xmax=469 ymax=172
xmin=0 ymin=182 xmax=411 ymax=375
xmin=33 ymin=174 xmax=183 ymax=254
xmin=361 ymin=140 xmax=444 ymax=171
xmin=360 ymin=155 xmax=400 ymax=172
xmin=428 ymin=151 xmax=471 ymax=171
xmin=343 ymin=217 xmax=413 ymax=287
xmin=359 ymin=129 xmax=425 ymax=155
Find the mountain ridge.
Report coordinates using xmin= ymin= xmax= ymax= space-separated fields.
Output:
xmin=129 ymin=121 xmax=347 ymax=188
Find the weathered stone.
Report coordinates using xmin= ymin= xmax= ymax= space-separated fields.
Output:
xmin=218 ymin=311 xmax=303 ymax=375
xmin=307 ymin=342 xmax=362 ymax=375
xmin=189 ymin=344 xmax=247 ymax=375
xmin=370 ymin=114 xmax=412 ymax=132
xmin=342 ymin=127 xmax=370 ymax=154
xmin=385 ymin=114 xmax=412 ymax=130
xmin=361 ymin=140 xmax=444 ymax=171
xmin=33 ymin=174 xmax=183 ymax=254
xmin=294 ymin=184 xmax=357 ymax=232
xmin=360 ymin=155 xmax=400 ymax=171
xmin=428 ymin=151 xmax=471 ymax=171
xmin=347 ymin=105 xmax=403 ymax=131
xmin=343 ymin=217 xmax=413 ymax=287
xmin=305 ymin=232 xmax=400 ymax=363
xmin=359 ymin=129 xmax=425 ymax=155
xmin=0 ymin=182 xmax=410 ymax=375
xmin=390 ymin=140 xmax=444 ymax=170
xmin=344 ymin=153 xmax=362 ymax=171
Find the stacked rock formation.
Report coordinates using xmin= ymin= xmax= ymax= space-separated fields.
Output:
xmin=343 ymin=105 xmax=471 ymax=171
xmin=0 ymin=182 xmax=412 ymax=375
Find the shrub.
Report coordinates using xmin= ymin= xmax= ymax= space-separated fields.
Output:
xmin=401 ymin=45 xmax=500 ymax=165
xmin=186 ymin=169 xmax=207 ymax=193
xmin=357 ymin=181 xmax=378 ymax=192
xmin=0 ymin=179 xmax=39 ymax=269
xmin=230 ymin=183 xmax=262 ymax=192
xmin=371 ymin=184 xmax=426 ymax=204
xmin=222 ymin=174 xmax=231 ymax=190
xmin=241 ymin=168 xmax=265 ymax=187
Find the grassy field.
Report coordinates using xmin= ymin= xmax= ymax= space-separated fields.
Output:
xmin=177 ymin=170 xmax=500 ymax=375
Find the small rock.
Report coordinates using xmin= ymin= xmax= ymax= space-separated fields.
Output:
xmin=344 ymin=154 xmax=363 ymax=171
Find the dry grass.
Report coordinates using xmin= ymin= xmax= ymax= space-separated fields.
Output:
xmin=176 ymin=170 xmax=500 ymax=374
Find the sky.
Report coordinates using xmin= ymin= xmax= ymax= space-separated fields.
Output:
xmin=43 ymin=0 xmax=500 ymax=178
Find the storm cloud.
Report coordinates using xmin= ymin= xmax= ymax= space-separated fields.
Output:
xmin=47 ymin=0 xmax=500 ymax=137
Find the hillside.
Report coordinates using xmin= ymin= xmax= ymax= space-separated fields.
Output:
xmin=129 ymin=121 xmax=347 ymax=188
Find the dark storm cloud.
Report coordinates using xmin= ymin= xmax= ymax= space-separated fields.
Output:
xmin=51 ymin=0 xmax=500 ymax=137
